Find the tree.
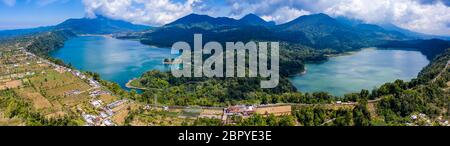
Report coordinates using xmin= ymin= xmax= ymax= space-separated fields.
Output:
xmin=353 ymin=103 xmax=371 ymax=126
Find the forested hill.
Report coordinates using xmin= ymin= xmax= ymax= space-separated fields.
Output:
xmin=55 ymin=15 xmax=151 ymax=34
xmin=378 ymin=39 xmax=450 ymax=60
xmin=0 ymin=26 xmax=54 ymax=40
xmin=0 ymin=15 xmax=151 ymax=38
xmin=24 ymin=30 xmax=76 ymax=56
xmin=140 ymin=13 xmax=407 ymax=52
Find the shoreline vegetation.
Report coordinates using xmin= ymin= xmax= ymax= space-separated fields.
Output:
xmin=77 ymin=34 xmax=113 ymax=38
xmin=125 ymin=78 xmax=148 ymax=90
xmin=2 ymin=29 xmax=448 ymax=126
xmin=1 ymin=11 xmax=449 ymax=126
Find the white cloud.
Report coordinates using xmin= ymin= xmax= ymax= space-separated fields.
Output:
xmin=82 ymin=0 xmax=450 ymax=36
xmin=261 ymin=7 xmax=311 ymax=23
xmin=323 ymin=0 xmax=450 ymax=36
xmin=223 ymin=0 xmax=450 ymax=36
xmin=2 ymin=0 xmax=16 ymax=6
xmin=82 ymin=0 xmax=201 ymax=26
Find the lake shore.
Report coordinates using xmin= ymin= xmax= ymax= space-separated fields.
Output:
xmin=78 ymin=34 xmax=113 ymax=38
xmin=125 ymin=78 xmax=148 ymax=90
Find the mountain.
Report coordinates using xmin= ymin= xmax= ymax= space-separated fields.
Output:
xmin=239 ymin=14 xmax=275 ymax=26
xmin=380 ymin=23 xmax=450 ymax=40
xmin=0 ymin=15 xmax=151 ymax=38
xmin=378 ymin=39 xmax=450 ymax=60
xmin=0 ymin=26 xmax=54 ymax=39
xmin=55 ymin=15 xmax=151 ymax=34
xmin=278 ymin=13 xmax=344 ymax=32
xmin=165 ymin=13 xmax=276 ymax=29
xmin=335 ymin=17 xmax=450 ymax=40
xmin=165 ymin=14 xmax=240 ymax=29
xmin=141 ymin=13 xmax=409 ymax=51
xmin=274 ymin=13 xmax=406 ymax=50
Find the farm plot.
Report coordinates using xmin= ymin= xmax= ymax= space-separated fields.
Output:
xmin=14 ymin=87 xmax=51 ymax=110
xmin=0 ymin=80 xmax=22 ymax=90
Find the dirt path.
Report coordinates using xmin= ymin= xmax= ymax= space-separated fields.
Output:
xmin=431 ymin=60 xmax=450 ymax=83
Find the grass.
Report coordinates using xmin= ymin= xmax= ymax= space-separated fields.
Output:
xmin=112 ymin=109 xmax=129 ymax=125
xmin=0 ymin=112 xmax=23 ymax=126
xmin=0 ymin=80 xmax=22 ymax=90
xmin=29 ymin=69 xmax=89 ymax=91
xmin=98 ymin=94 xmax=117 ymax=105
xmin=130 ymin=110 xmax=191 ymax=126
xmin=14 ymin=87 xmax=51 ymax=110
xmin=0 ymin=44 xmax=124 ymax=125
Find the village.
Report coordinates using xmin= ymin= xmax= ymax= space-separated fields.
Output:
xmin=0 ymin=42 xmax=138 ymax=126
xmin=0 ymin=41 xmax=296 ymax=126
xmin=3 ymin=41 xmax=446 ymax=126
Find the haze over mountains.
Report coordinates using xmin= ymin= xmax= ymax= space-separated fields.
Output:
xmin=0 ymin=15 xmax=150 ymax=38
xmin=1 ymin=12 xmax=449 ymax=54
xmin=54 ymin=15 xmax=150 ymax=34
xmin=166 ymin=13 xmax=276 ymax=29
xmin=140 ymin=13 xmax=410 ymax=51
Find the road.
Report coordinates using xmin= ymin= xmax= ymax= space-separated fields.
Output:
xmin=431 ymin=60 xmax=450 ymax=83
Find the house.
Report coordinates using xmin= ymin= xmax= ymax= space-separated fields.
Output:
xmin=82 ymin=114 xmax=98 ymax=125
xmin=224 ymin=105 xmax=256 ymax=116
xmin=65 ymin=90 xmax=81 ymax=96
xmin=103 ymin=119 xmax=114 ymax=126
xmin=104 ymin=108 xmax=115 ymax=116
xmin=91 ymin=100 xmax=103 ymax=108
xmin=100 ymin=112 xmax=108 ymax=118
xmin=108 ymin=100 xmax=127 ymax=109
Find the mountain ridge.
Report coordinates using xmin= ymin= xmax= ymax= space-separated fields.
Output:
xmin=141 ymin=13 xmax=408 ymax=51
xmin=165 ymin=13 xmax=277 ymax=29
xmin=55 ymin=15 xmax=151 ymax=34
xmin=0 ymin=15 xmax=151 ymax=38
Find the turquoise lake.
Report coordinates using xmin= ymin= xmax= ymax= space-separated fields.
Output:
xmin=51 ymin=36 xmax=430 ymax=96
xmin=50 ymin=36 xmax=175 ymax=89
xmin=289 ymin=48 xmax=429 ymax=96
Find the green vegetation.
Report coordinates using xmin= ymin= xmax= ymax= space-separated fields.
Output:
xmin=0 ymin=89 xmax=80 ymax=126
xmin=130 ymin=48 xmax=450 ymax=126
xmin=24 ymin=30 xmax=76 ymax=56
xmin=1 ymin=13 xmax=449 ymax=126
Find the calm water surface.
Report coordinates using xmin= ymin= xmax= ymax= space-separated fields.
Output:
xmin=50 ymin=36 xmax=175 ymax=89
xmin=289 ymin=48 xmax=429 ymax=96
xmin=51 ymin=37 xmax=430 ymax=96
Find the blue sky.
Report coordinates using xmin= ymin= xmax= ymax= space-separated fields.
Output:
xmin=0 ymin=0 xmax=84 ymax=29
xmin=1 ymin=0 xmax=449 ymax=36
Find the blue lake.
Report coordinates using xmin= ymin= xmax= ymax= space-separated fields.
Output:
xmin=50 ymin=36 xmax=175 ymax=90
xmin=289 ymin=48 xmax=430 ymax=96
xmin=51 ymin=36 xmax=430 ymax=96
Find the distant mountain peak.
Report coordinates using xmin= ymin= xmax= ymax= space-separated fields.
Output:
xmin=278 ymin=13 xmax=342 ymax=31
xmin=165 ymin=13 xmax=217 ymax=27
xmin=56 ymin=16 xmax=150 ymax=34
xmin=166 ymin=13 xmax=277 ymax=28
xmin=241 ymin=13 xmax=261 ymax=20
xmin=296 ymin=13 xmax=335 ymax=22
xmin=239 ymin=13 xmax=274 ymax=26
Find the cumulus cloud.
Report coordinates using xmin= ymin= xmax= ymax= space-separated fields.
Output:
xmin=2 ymin=0 xmax=16 ymax=6
xmin=82 ymin=0 xmax=202 ymax=26
xmin=261 ymin=7 xmax=311 ymax=23
xmin=323 ymin=0 xmax=450 ymax=36
xmin=82 ymin=0 xmax=450 ymax=36
xmin=222 ymin=0 xmax=450 ymax=36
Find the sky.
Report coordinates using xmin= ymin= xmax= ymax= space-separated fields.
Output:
xmin=1 ymin=0 xmax=450 ymax=36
